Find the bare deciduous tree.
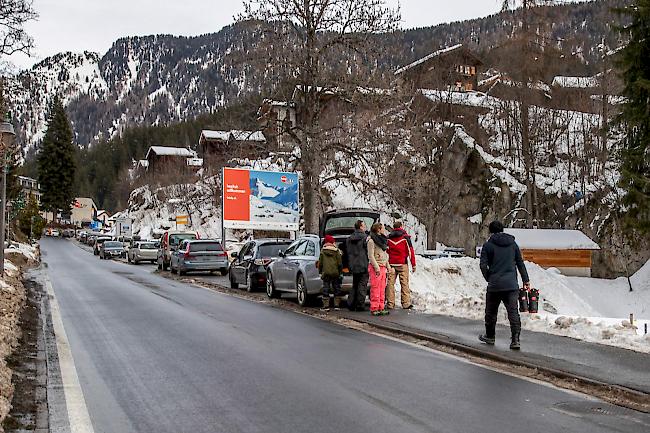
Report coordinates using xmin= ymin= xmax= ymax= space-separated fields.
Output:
xmin=0 ymin=0 xmax=37 ymax=56
xmin=237 ymin=0 xmax=400 ymax=233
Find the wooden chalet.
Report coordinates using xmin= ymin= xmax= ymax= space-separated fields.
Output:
xmin=395 ymin=44 xmax=484 ymax=92
xmin=145 ymin=146 xmax=197 ymax=174
xmin=505 ymin=228 xmax=600 ymax=277
xmin=199 ymin=130 xmax=266 ymax=166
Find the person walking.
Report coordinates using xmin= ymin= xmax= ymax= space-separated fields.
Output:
xmin=318 ymin=235 xmax=343 ymax=312
xmin=478 ymin=220 xmax=531 ymax=350
xmin=346 ymin=220 xmax=369 ymax=311
xmin=367 ymin=222 xmax=389 ymax=316
xmin=386 ymin=220 xmax=416 ymax=309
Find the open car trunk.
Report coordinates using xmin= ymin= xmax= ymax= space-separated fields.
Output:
xmin=319 ymin=209 xmax=380 ymax=272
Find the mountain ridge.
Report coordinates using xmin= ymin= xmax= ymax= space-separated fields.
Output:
xmin=8 ymin=0 xmax=629 ymax=153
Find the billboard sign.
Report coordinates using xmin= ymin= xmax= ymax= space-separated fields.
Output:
xmin=223 ymin=168 xmax=299 ymax=231
xmin=116 ymin=218 xmax=133 ymax=237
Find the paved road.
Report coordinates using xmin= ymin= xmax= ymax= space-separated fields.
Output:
xmin=40 ymin=238 xmax=649 ymax=433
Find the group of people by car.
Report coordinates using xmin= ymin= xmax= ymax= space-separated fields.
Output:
xmin=318 ymin=219 xmax=417 ymax=316
xmin=317 ymin=218 xmax=531 ymax=350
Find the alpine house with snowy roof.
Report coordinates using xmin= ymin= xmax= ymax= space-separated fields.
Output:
xmin=395 ymin=44 xmax=484 ymax=92
xmin=504 ymin=228 xmax=600 ymax=277
xmin=145 ymin=146 xmax=197 ymax=174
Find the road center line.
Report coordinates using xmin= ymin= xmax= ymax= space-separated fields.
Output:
xmin=45 ymin=276 xmax=96 ymax=433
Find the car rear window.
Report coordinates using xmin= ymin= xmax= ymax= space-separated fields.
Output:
xmin=139 ymin=243 xmax=157 ymax=249
xmin=257 ymin=243 xmax=290 ymax=257
xmin=170 ymin=233 xmax=197 ymax=246
xmin=324 ymin=216 xmax=376 ymax=232
xmin=189 ymin=242 xmax=223 ymax=252
xmin=104 ymin=241 xmax=122 ymax=248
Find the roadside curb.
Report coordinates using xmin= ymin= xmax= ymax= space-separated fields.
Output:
xmin=332 ymin=312 xmax=650 ymax=412
xmin=169 ymin=273 xmax=650 ymax=413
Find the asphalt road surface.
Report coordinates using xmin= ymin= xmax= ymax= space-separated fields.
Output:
xmin=40 ymin=238 xmax=649 ymax=433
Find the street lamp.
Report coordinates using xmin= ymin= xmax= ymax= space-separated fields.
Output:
xmin=0 ymin=114 xmax=16 ymax=276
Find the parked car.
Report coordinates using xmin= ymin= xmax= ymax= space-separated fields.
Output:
xmin=78 ymin=231 xmax=88 ymax=242
xmin=50 ymin=229 xmax=61 ymax=237
xmin=170 ymin=239 xmax=228 ymax=276
xmin=157 ymin=230 xmax=199 ymax=270
xmin=229 ymin=239 xmax=292 ymax=292
xmin=266 ymin=235 xmax=329 ymax=306
xmin=128 ymin=241 xmax=158 ymax=264
xmin=99 ymin=241 xmax=126 ymax=260
xmin=93 ymin=236 xmax=113 ymax=255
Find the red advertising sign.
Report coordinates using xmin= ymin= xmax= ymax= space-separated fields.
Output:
xmin=223 ymin=168 xmax=251 ymax=222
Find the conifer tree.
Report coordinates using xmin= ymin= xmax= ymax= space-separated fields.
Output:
xmin=37 ymin=97 xmax=77 ymax=216
xmin=617 ymin=0 xmax=650 ymax=232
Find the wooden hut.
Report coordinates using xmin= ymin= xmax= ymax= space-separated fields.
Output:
xmin=505 ymin=228 xmax=600 ymax=277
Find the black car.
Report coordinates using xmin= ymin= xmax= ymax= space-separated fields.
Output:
xmin=229 ymin=239 xmax=292 ymax=292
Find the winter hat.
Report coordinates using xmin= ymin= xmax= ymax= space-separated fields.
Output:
xmin=324 ymin=235 xmax=336 ymax=244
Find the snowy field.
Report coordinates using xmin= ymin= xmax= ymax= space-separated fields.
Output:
xmin=407 ymin=257 xmax=650 ymax=353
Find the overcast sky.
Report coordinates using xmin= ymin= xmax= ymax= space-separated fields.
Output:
xmin=8 ymin=1 xmax=510 ymax=69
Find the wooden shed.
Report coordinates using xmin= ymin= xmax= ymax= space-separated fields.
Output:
xmin=505 ymin=228 xmax=600 ymax=277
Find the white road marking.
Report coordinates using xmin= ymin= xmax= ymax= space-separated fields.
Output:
xmin=45 ymin=277 xmax=96 ymax=433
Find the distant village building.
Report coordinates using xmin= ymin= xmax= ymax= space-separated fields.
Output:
xmin=17 ymin=175 xmax=40 ymax=204
xmin=71 ymin=198 xmax=98 ymax=228
xmin=199 ymin=130 xmax=266 ymax=166
xmin=257 ymin=99 xmax=297 ymax=150
xmin=504 ymin=228 xmax=600 ymax=277
xmin=395 ymin=44 xmax=483 ymax=92
xmin=145 ymin=146 xmax=198 ymax=174
xmin=96 ymin=210 xmax=111 ymax=226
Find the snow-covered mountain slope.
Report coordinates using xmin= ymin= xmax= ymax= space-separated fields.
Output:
xmin=7 ymin=0 xmax=628 ymax=152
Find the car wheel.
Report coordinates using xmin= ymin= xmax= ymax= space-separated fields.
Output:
xmin=266 ymin=271 xmax=279 ymax=299
xmin=229 ymin=269 xmax=239 ymax=289
xmin=170 ymin=263 xmax=177 ymax=274
xmin=179 ymin=269 xmax=186 ymax=276
xmin=297 ymin=274 xmax=310 ymax=307
xmin=246 ymin=273 xmax=254 ymax=293
xmin=220 ymin=269 xmax=228 ymax=276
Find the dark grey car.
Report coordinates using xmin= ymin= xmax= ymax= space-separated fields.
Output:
xmin=170 ymin=240 xmax=229 ymax=276
xmin=99 ymin=241 xmax=126 ymax=260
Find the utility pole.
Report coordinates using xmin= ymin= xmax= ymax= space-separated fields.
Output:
xmin=0 ymin=114 xmax=16 ymax=276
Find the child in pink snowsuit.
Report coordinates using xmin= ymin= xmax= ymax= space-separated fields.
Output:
xmin=367 ymin=223 xmax=389 ymax=315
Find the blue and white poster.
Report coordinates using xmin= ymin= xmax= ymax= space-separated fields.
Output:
xmin=249 ymin=170 xmax=299 ymax=230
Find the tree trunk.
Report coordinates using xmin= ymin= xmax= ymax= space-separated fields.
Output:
xmin=301 ymin=155 xmax=321 ymax=234
xmin=426 ymin=214 xmax=437 ymax=251
xmin=520 ymin=100 xmax=534 ymax=228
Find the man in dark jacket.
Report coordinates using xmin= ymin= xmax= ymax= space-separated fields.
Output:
xmin=346 ymin=220 xmax=369 ymax=311
xmin=479 ymin=220 xmax=530 ymax=350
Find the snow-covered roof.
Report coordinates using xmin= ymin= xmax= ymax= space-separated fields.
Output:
xmin=505 ymin=228 xmax=600 ymax=250
xmin=419 ymin=89 xmax=500 ymax=110
xmin=145 ymin=146 xmax=196 ymax=159
xmin=137 ymin=159 xmax=149 ymax=168
xmin=201 ymin=130 xmax=231 ymax=141
xmin=230 ymin=130 xmax=266 ymax=142
xmin=552 ymin=76 xmax=599 ymax=89
xmin=200 ymin=130 xmax=266 ymax=143
xmin=395 ymin=44 xmax=465 ymax=76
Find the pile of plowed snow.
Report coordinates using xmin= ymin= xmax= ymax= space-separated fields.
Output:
xmin=1 ymin=242 xmax=39 ymax=425
xmin=407 ymin=257 xmax=650 ymax=353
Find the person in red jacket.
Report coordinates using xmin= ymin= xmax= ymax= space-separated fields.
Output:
xmin=386 ymin=220 xmax=416 ymax=309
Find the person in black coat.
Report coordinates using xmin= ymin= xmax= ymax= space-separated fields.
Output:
xmin=478 ymin=220 xmax=530 ymax=350
xmin=346 ymin=220 xmax=369 ymax=311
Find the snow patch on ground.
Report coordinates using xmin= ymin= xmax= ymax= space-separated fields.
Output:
xmin=406 ymin=257 xmax=650 ymax=353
